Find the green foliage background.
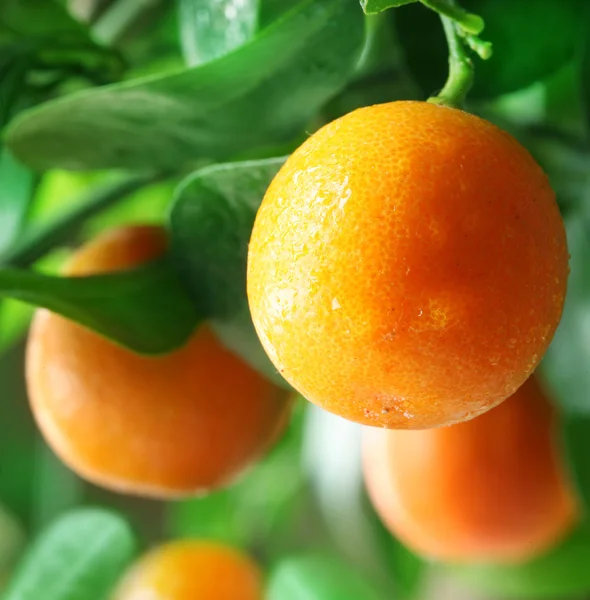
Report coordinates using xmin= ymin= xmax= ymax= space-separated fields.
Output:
xmin=1 ymin=0 xmax=590 ymax=598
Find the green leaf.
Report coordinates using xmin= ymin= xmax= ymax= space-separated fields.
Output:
xmin=0 ymin=259 xmax=199 ymax=355
xmin=0 ymin=0 xmax=85 ymax=38
xmin=177 ymin=0 xmax=259 ymax=66
xmin=543 ymin=217 xmax=590 ymax=414
xmin=561 ymin=415 xmax=590 ymax=515
xmin=170 ymin=157 xmax=287 ymax=384
xmin=0 ymin=174 xmax=160 ymax=268
xmin=258 ymin=0 xmax=302 ymax=27
xmin=397 ymin=0 xmax=583 ymax=98
xmin=452 ymin=525 xmax=590 ymax=599
xmin=6 ymin=0 xmax=364 ymax=171
xmin=0 ymin=149 xmax=34 ymax=256
xmin=268 ymin=553 xmax=385 ymax=600
xmin=361 ymin=0 xmax=416 ymax=15
xmin=3 ymin=509 xmax=137 ymax=600
xmin=0 ymin=0 xmax=124 ymax=87
xmin=0 ymin=50 xmax=31 ymax=127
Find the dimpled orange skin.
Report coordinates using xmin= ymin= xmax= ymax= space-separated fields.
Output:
xmin=26 ymin=226 xmax=291 ymax=498
xmin=362 ymin=376 xmax=578 ymax=564
xmin=113 ymin=540 xmax=263 ymax=600
xmin=247 ymin=101 xmax=568 ymax=429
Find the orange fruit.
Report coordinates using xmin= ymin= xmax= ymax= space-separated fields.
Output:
xmin=247 ymin=101 xmax=568 ymax=429
xmin=112 ymin=540 xmax=263 ymax=600
xmin=26 ymin=226 xmax=291 ymax=498
xmin=362 ymin=375 xmax=577 ymax=563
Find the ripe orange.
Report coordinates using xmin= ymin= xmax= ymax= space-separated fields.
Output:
xmin=247 ymin=100 xmax=568 ymax=429
xmin=26 ymin=226 xmax=291 ymax=498
xmin=362 ymin=375 xmax=577 ymax=563
xmin=112 ymin=540 xmax=263 ymax=600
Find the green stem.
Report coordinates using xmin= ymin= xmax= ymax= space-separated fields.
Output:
xmin=420 ymin=0 xmax=483 ymax=34
xmin=0 ymin=173 xmax=160 ymax=268
xmin=428 ymin=15 xmax=473 ymax=108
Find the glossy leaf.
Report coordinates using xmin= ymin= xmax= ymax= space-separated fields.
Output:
xmin=397 ymin=0 xmax=582 ymax=98
xmin=561 ymin=415 xmax=590 ymax=515
xmin=170 ymin=157 xmax=287 ymax=384
xmin=6 ymin=0 xmax=364 ymax=171
xmin=361 ymin=0 xmax=416 ymax=14
xmin=0 ymin=149 xmax=35 ymax=256
xmin=453 ymin=525 xmax=590 ymax=599
xmin=543 ymin=217 xmax=590 ymax=414
xmin=268 ymin=554 xmax=384 ymax=600
xmin=0 ymin=259 xmax=199 ymax=355
xmin=3 ymin=509 xmax=136 ymax=600
xmin=177 ymin=0 xmax=259 ymax=66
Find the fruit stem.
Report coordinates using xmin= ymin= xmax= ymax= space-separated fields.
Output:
xmin=420 ymin=0 xmax=483 ymax=35
xmin=428 ymin=15 xmax=473 ymax=109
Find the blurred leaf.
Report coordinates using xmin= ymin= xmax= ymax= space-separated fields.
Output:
xmin=0 ymin=250 xmax=69 ymax=354
xmin=561 ymin=415 xmax=590 ymax=515
xmin=0 ymin=300 xmax=33 ymax=355
xmin=258 ymin=0 xmax=302 ymax=26
xmin=83 ymin=179 xmax=176 ymax=237
xmin=267 ymin=553 xmax=384 ymax=600
xmin=168 ymin=399 xmax=305 ymax=550
xmin=3 ymin=509 xmax=136 ymax=600
xmin=361 ymin=0 xmax=416 ymax=14
xmin=0 ymin=49 xmax=31 ymax=126
xmin=177 ymin=0 xmax=259 ymax=66
xmin=0 ymin=149 xmax=35 ymax=256
xmin=1 ymin=174 xmax=158 ymax=268
xmin=452 ymin=525 xmax=590 ymax=599
xmin=0 ymin=504 xmax=25 ymax=573
xmin=581 ymin=40 xmax=590 ymax=142
xmin=6 ymin=0 xmax=364 ymax=171
xmin=0 ymin=0 xmax=85 ymax=38
xmin=31 ymin=443 xmax=83 ymax=531
xmin=543 ymin=217 xmax=590 ymax=414
xmin=0 ymin=259 xmax=199 ymax=355
xmin=397 ymin=0 xmax=582 ymax=99
xmin=303 ymin=406 xmax=424 ymax=598
xmin=0 ymin=0 xmax=124 ymax=87
xmin=170 ymin=157 xmax=287 ymax=385
xmin=325 ymin=11 xmax=420 ymax=120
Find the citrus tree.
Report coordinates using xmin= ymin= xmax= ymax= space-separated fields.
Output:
xmin=0 ymin=0 xmax=589 ymax=598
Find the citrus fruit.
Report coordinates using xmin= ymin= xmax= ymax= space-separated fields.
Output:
xmin=247 ymin=100 xmax=568 ymax=428
xmin=362 ymin=375 xmax=577 ymax=563
xmin=113 ymin=540 xmax=262 ymax=600
xmin=26 ymin=225 xmax=291 ymax=498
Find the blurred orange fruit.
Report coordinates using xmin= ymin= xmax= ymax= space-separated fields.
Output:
xmin=113 ymin=540 xmax=262 ymax=600
xmin=26 ymin=225 xmax=291 ymax=498
xmin=248 ymin=100 xmax=568 ymax=429
xmin=363 ymin=375 xmax=577 ymax=563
